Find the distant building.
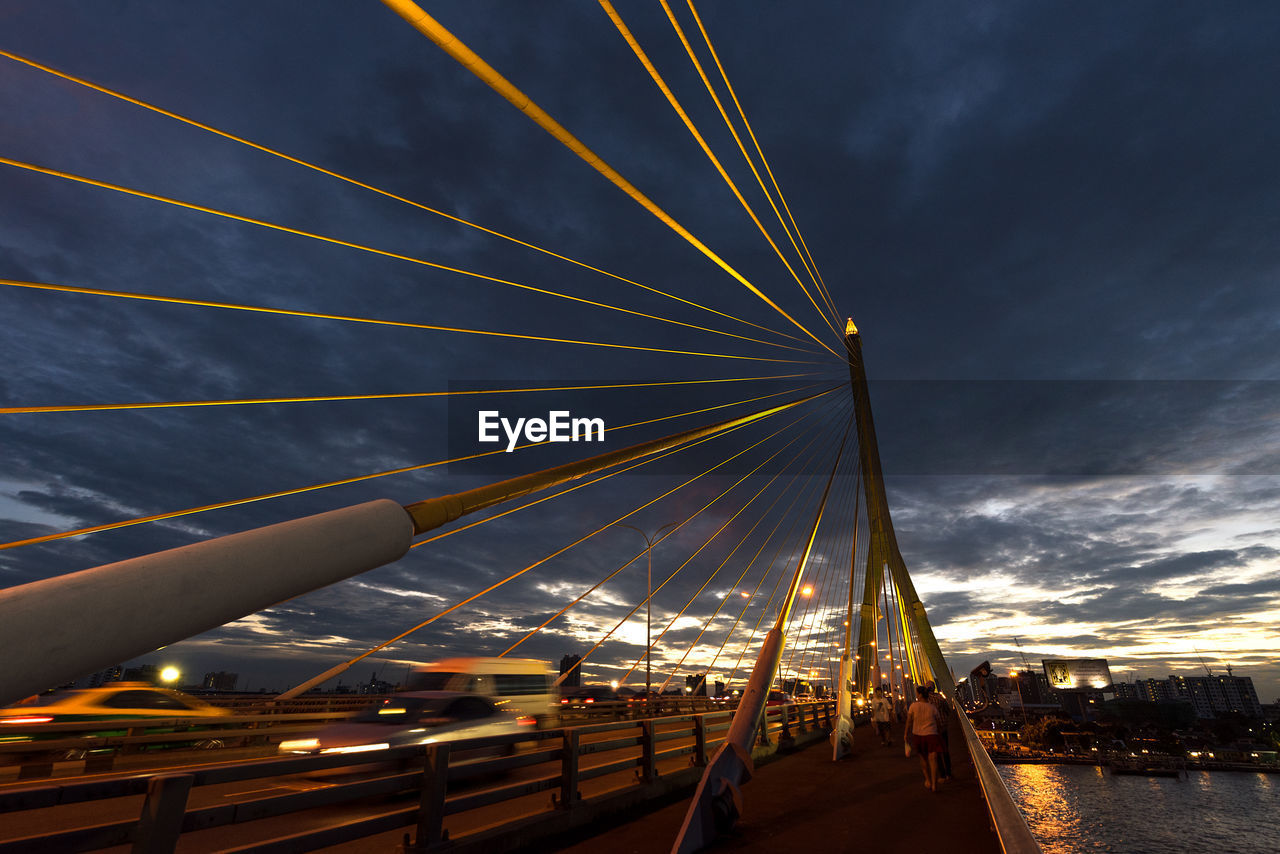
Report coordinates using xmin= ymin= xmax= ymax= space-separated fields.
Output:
xmin=202 ymin=671 xmax=239 ymax=692
xmin=558 ymin=654 xmax=583 ymax=689
xmin=122 ymin=663 xmax=159 ymax=684
xmin=685 ymin=674 xmax=706 ymax=695
xmin=87 ymin=665 xmax=124 ymax=688
xmin=1169 ymin=673 xmax=1262 ymax=718
xmin=356 ymin=672 xmax=394 ymax=695
xmin=1112 ymin=681 xmax=1141 ymax=700
xmin=1107 ymin=674 xmax=1261 ymax=719
xmin=1135 ymin=678 xmax=1178 ymax=703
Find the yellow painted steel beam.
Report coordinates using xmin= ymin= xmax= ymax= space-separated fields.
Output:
xmin=379 ymin=0 xmax=836 ymax=355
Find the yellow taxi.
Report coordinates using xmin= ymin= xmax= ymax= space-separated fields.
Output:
xmin=0 ymin=683 xmax=232 ymax=736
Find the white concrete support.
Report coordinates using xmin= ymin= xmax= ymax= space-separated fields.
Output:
xmin=672 ymin=626 xmax=783 ymax=854
xmin=831 ymin=652 xmax=854 ymax=760
xmin=0 ymin=500 xmax=413 ymax=705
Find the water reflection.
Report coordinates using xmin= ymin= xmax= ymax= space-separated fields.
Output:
xmin=997 ymin=765 xmax=1280 ymax=854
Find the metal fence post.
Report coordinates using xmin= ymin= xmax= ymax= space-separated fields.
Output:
xmin=408 ymin=742 xmax=449 ymax=850
xmin=777 ymin=704 xmax=794 ymax=750
xmin=640 ymin=719 xmax=657 ymax=783
xmin=130 ymin=773 xmax=193 ymax=854
xmin=560 ymin=728 xmax=581 ymax=807
xmin=692 ymin=715 xmax=707 ymax=767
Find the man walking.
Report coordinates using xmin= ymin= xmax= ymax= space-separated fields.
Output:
xmin=870 ymin=686 xmax=893 ymax=746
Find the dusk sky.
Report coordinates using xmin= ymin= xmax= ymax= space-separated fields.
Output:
xmin=2 ymin=2 xmax=1277 ymax=701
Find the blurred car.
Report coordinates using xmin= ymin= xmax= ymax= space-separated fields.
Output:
xmin=558 ymin=686 xmax=618 ymax=710
xmin=0 ymin=684 xmax=233 ymax=756
xmin=0 ymin=683 xmax=232 ymax=727
xmin=278 ymin=691 xmax=534 ymax=757
xmin=765 ymin=690 xmax=795 ymax=707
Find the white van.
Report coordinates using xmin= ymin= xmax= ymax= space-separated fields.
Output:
xmin=406 ymin=658 xmax=557 ymax=726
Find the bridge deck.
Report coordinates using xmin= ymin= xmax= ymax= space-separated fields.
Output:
xmin=553 ymin=722 xmax=1002 ymax=854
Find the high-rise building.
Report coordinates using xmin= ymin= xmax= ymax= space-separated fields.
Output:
xmin=1169 ymin=673 xmax=1261 ymax=718
xmin=1113 ymin=673 xmax=1261 ymax=718
xmin=559 ymin=654 xmax=582 ymax=688
xmin=202 ymin=671 xmax=239 ymax=692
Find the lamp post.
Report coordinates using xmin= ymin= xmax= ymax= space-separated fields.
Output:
xmin=615 ymin=521 xmax=676 ymax=696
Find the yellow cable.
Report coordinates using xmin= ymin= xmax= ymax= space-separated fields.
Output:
xmin=357 ymin=395 xmax=827 ymax=668
xmin=379 ymin=0 xmax=835 ymax=354
xmin=0 ymin=48 xmax=806 ymax=346
xmin=657 ymin=0 xmax=841 ymax=336
xmin=685 ymin=0 xmax=842 ymax=326
xmin=0 ymin=279 xmax=818 ymax=373
xmin=598 ymin=1 xmax=843 ymax=348
xmin=549 ymin=400 xmax=837 ymax=684
xmin=0 ymin=369 xmax=818 ymax=415
xmin=0 ymin=384 xmax=834 ymax=552
xmin=0 ymin=159 xmax=823 ymax=354
xmin=614 ymin=411 xmax=832 ymax=684
xmin=498 ymin=400 xmax=842 ymax=658
xmin=410 ymin=382 xmax=824 ymax=547
xmin=649 ymin=409 xmax=840 ymax=691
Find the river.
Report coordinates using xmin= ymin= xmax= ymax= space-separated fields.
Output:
xmin=998 ymin=764 xmax=1279 ymax=853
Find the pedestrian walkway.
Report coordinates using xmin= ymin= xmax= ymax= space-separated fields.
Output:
xmin=553 ymin=718 xmax=1002 ymax=854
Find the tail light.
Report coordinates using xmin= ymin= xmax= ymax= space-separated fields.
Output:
xmin=516 ymin=716 xmax=537 ymax=727
xmin=1 ymin=716 xmax=54 ymax=725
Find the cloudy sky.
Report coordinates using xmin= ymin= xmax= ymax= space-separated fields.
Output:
xmin=2 ymin=2 xmax=1277 ymax=701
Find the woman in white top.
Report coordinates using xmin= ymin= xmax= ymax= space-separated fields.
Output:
xmin=904 ymin=684 xmax=944 ymax=791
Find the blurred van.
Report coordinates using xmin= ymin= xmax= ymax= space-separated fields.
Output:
xmin=406 ymin=658 xmax=557 ymax=726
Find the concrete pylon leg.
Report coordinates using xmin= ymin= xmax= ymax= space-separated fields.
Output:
xmin=832 ymin=653 xmax=854 ymax=760
xmin=671 ymin=741 xmax=752 ymax=854
xmin=831 ymin=714 xmax=855 ymax=760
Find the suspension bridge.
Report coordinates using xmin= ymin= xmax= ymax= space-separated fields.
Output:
xmin=2 ymin=2 xmax=1040 ymax=851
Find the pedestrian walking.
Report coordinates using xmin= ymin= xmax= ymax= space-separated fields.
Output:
xmin=924 ymin=680 xmax=953 ymax=781
xmin=870 ymin=687 xmax=893 ymax=746
xmin=904 ymin=684 xmax=945 ymax=792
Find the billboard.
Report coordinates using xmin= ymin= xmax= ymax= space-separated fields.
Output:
xmin=1042 ymin=658 xmax=1113 ymax=692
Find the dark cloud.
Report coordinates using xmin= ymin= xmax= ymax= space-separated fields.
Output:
xmin=1 ymin=2 xmax=1278 ymax=700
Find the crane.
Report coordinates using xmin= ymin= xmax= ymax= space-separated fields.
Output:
xmin=1012 ymin=636 xmax=1032 ymax=676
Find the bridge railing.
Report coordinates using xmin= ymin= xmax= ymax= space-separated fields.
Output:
xmin=0 ymin=709 xmax=366 ymax=780
xmin=952 ymin=703 xmax=1042 ymax=854
xmin=0 ymin=700 xmax=836 ymax=853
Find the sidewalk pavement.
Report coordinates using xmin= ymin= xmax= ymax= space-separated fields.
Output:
xmin=551 ymin=718 xmax=1002 ymax=854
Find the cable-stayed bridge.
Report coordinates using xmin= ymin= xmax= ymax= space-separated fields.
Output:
xmin=1 ymin=3 xmax=1040 ymax=851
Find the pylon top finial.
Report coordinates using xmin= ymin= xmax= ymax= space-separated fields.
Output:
xmin=845 ymin=318 xmax=858 ymax=335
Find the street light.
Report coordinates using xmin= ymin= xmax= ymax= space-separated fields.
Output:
xmin=614 ymin=521 xmax=676 ymax=696
xmin=160 ymin=666 xmax=180 ymax=684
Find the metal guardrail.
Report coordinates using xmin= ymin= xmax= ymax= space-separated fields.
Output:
xmin=0 ymin=701 xmax=836 ymax=853
xmin=952 ymin=706 xmax=1043 ymax=854
xmin=0 ymin=709 xmax=364 ymax=779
